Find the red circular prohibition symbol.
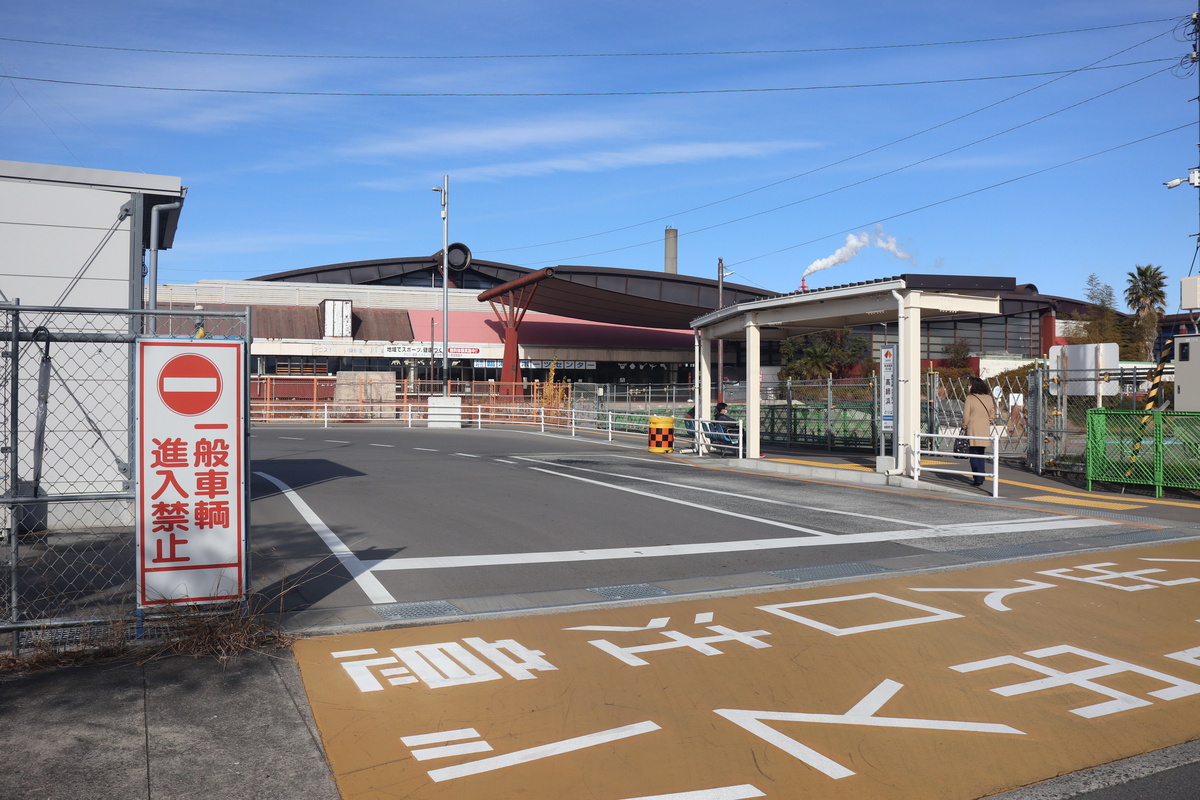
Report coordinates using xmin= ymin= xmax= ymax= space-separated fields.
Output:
xmin=157 ymin=353 xmax=223 ymax=416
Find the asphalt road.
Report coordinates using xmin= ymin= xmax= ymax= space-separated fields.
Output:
xmin=249 ymin=424 xmax=1200 ymax=800
xmin=247 ymin=425 xmax=1156 ymax=617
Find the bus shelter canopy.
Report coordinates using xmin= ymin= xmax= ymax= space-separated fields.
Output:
xmin=690 ymin=274 xmax=1005 ymax=473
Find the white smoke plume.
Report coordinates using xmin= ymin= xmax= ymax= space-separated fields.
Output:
xmin=799 ymin=226 xmax=917 ymax=285
xmin=801 ymin=232 xmax=869 ymax=278
xmin=872 ymin=224 xmax=916 ymax=266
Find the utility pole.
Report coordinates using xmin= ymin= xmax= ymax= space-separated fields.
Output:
xmin=432 ymin=176 xmax=450 ymax=397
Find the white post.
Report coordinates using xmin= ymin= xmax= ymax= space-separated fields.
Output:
xmin=912 ymin=430 xmax=922 ymax=482
xmin=744 ymin=316 xmax=761 ymax=458
xmin=696 ymin=329 xmax=712 ymax=422
xmin=895 ymin=290 xmax=923 ymax=478
xmin=991 ymin=430 xmax=1001 ymax=498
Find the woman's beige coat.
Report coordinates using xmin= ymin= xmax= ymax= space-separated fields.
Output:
xmin=962 ymin=392 xmax=997 ymax=444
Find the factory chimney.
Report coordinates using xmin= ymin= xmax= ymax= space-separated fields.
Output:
xmin=664 ymin=226 xmax=678 ymax=274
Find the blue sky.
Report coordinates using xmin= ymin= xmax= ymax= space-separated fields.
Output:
xmin=3 ymin=1 xmax=1197 ymax=311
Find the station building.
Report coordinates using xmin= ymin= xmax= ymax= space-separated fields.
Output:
xmin=155 ymin=255 xmax=1087 ymax=386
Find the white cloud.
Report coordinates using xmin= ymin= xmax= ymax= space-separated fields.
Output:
xmin=373 ymin=140 xmax=817 ymax=184
xmin=339 ymin=114 xmax=653 ymax=158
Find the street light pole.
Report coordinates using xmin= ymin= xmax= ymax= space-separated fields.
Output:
xmin=717 ymin=257 xmax=731 ymax=402
xmin=432 ymin=176 xmax=450 ymax=397
xmin=428 ymin=319 xmax=438 ymax=385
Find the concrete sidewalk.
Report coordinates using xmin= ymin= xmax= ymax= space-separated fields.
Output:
xmin=0 ymin=648 xmax=338 ymax=800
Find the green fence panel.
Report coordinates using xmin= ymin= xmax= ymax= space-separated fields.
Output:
xmin=1086 ymin=409 xmax=1200 ymax=497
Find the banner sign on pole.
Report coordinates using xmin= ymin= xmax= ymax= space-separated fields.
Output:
xmin=880 ymin=346 xmax=895 ymax=433
xmin=136 ymin=339 xmax=246 ymax=607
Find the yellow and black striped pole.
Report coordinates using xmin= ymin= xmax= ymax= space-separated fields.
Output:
xmin=1124 ymin=337 xmax=1172 ymax=477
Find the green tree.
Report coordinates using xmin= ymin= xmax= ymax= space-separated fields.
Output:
xmin=1124 ymin=264 xmax=1168 ymax=361
xmin=943 ymin=338 xmax=972 ymax=369
xmin=779 ymin=329 xmax=869 ymax=380
xmin=1067 ymin=273 xmax=1132 ymax=357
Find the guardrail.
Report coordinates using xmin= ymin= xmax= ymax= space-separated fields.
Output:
xmin=249 ymin=401 xmax=656 ymax=441
xmin=249 ymin=401 xmax=751 ymax=459
xmin=913 ymin=429 xmax=1001 ymax=498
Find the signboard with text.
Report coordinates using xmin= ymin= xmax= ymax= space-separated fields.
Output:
xmin=136 ymin=339 xmax=246 ymax=607
xmin=880 ymin=346 xmax=895 ymax=433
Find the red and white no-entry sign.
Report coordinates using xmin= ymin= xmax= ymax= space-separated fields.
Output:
xmin=158 ymin=353 xmax=223 ymax=416
xmin=136 ymin=338 xmax=246 ymax=607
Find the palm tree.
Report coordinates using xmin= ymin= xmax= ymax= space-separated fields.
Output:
xmin=1124 ymin=265 xmax=1168 ymax=361
xmin=795 ymin=340 xmax=836 ymax=379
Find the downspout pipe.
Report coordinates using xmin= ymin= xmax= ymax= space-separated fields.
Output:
xmin=148 ymin=201 xmax=182 ymax=335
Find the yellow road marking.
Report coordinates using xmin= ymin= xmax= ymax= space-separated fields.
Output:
xmin=767 ymin=458 xmax=873 ymax=471
xmin=297 ymin=541 xmax=1200 ymax=800
xmin=1020 ymin=495 xmax=1145 ymax=511
xmin=1001 ymin=478 xmax=1200 ymax=509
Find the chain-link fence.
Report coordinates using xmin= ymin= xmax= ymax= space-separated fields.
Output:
xmin=2 ymin=304 xmax=249 ymax=652
xmin=759 ymin=379 xmax=879 ymax=450
xmin=1085 ymin=408 xmax=1200 ymax=496
xmin=1026 ymin=366 xmax=1174 ymax=475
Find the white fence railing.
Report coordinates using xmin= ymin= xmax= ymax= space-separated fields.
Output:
xmin=251 ymin=401 xmax=641 ymax=440
xmin=249 ymin=401 xmax=752 ymax=458
xmin=913 ymin=430 xmax=1000 ymax=498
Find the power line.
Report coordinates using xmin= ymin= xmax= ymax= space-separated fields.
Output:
xmin=0 ymin=59 xmax=1174 ymax=97
xmin=513 ymin=63 xmax=1174 ymax=266
xmin=727 ymin=123 xmax=1194 ymax=269
xmin=521 ymin=107 xmax=1184 ymax=268
xmin=0 ymin=18 xmax=1175 ymax=60
xmin=489 ymin=29 xmax=1173 ymax=254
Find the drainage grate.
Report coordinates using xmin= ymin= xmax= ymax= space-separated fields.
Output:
xmin=1068 ymin=510 xmax=1172 ymax=526
xmin=767 ymin=562 xmax=889 ymax=583
xmin=951 ymin=543 xmax=1057 ymax=560
xmin=1099 ymin=528 xmax=1197 ymax=545
xmin=590 ymin=583 xmax=671 ymax=600
xmin=374 ymin=600 xmax=465 ymax=621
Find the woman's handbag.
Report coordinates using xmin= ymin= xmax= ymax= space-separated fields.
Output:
xmin=953 ymin=428 xmax=971 ymax=458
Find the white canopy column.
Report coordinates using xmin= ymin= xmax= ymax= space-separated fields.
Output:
xmin=696 ymin=328 xmax=712 ymax=422
xmin=894 ymin=289 xmax=923 ymax=475
xmin=744 ymin=316 xmax=762 ymax=458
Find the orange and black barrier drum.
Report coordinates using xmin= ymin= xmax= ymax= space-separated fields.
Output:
xmin=648 ymin=416 xmax=674 ymax=453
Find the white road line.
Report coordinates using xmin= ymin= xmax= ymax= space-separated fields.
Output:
xmin=324 ymin=440 xmax=350 ymax=444
xmin=254 ymin=471 xmax=396 ymax=604
xmin=369 ymin=443 xmax=395 ymax=448
xmin=528 ymin=466 xmax=836 ymax=537
xmin=366 ymin=515 xmax=1115 ymax=572
xmin=453 ymin=452 xmax=481 ymax=458
xmin=279 ymin=436 xmax=304 ymax=440
xmin=516 ymin=456 xmax=934 ymax=528
xmin=427 ymin=720 xmax=661 ymax=782
xmin=413 ymin=447 xmax=439 ymax=452
xmin=495 ymin=459 xmax=518 ymax=464
xmin=401 ymin=729 xmax=482 ymax=747
xmin=617 ymin=785 xmax=765 ymax=800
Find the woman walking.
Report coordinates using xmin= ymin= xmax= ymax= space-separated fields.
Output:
xmin=962 ymin=376 xmax=997 ymax=487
